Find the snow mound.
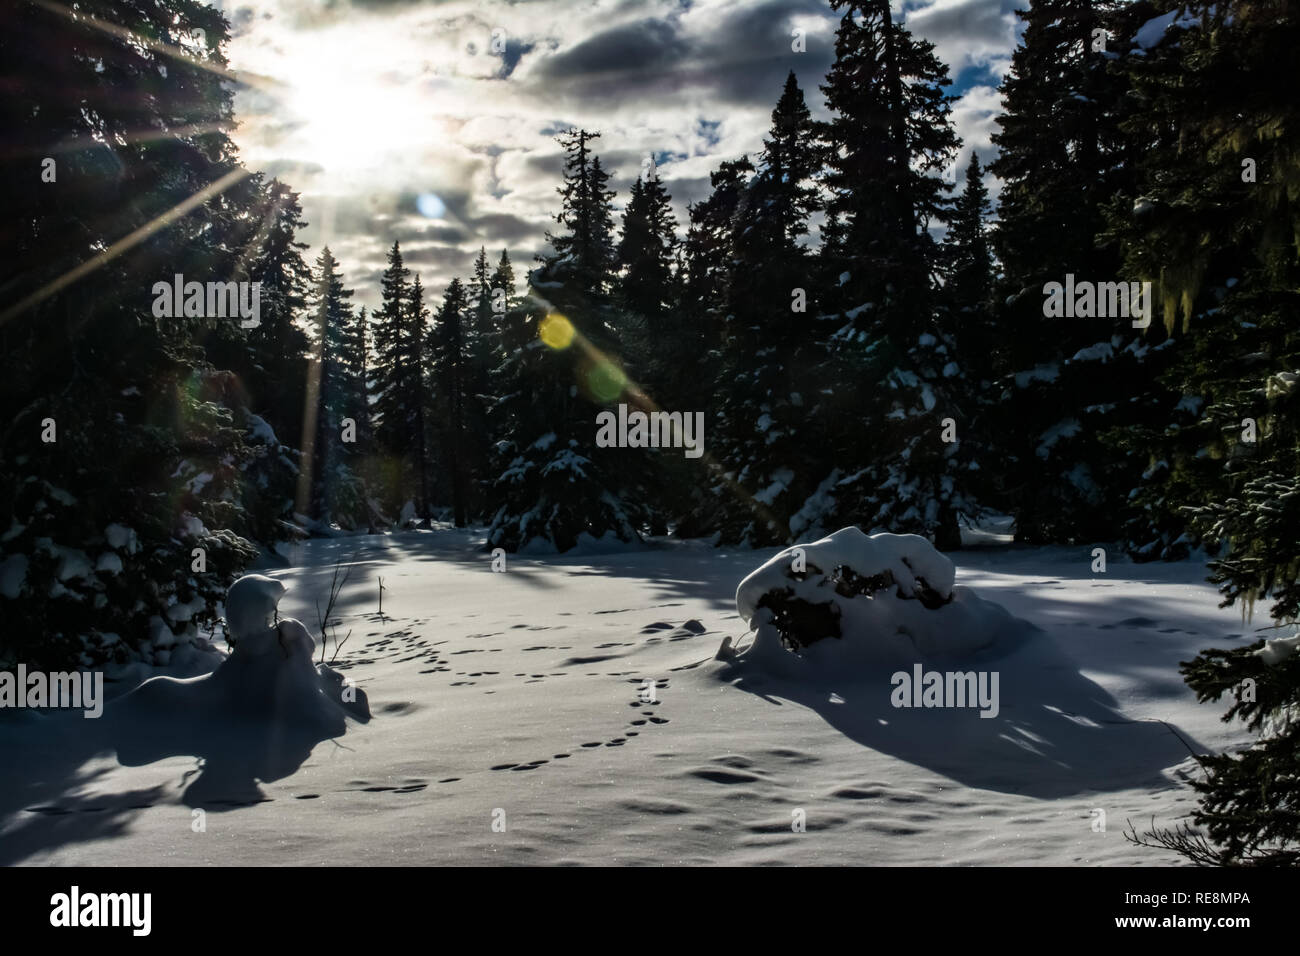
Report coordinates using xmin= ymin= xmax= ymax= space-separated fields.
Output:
xmin=112 ymin=573 xmax=369 ymax=797
xmin=733 ymin=527 xmax=1023 ymax=672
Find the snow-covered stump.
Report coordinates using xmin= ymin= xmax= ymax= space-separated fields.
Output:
xmin=121 ymin=574 xmax=369 ymax=726
xmin=733 ymin=527 xmax=1019 ymax=674
xmin=111 ymin=574 xmax=369 ymax=802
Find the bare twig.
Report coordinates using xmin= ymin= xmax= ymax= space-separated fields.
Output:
xmin=1124 ymin=817 xmax=1223 ymax=866
xmin=316 ymin=550 xmax=360 ymax=664
xmin=329 ymin=629 xmax=354 ymax=666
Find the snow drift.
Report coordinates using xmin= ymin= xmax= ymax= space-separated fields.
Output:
xmin=733 ymin=527 xmax=1024 ymax=672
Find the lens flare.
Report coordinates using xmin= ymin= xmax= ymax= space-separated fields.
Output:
xmin=416 ymin=193 xmax=446 ymax=219
xmin=586 ymin=360 xmax=629 ymax=403
xmin=539 ymin=313 xmax=575 ymax=350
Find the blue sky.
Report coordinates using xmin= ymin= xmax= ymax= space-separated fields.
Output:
xmin=216 ymin=0 xmax=1028 ymax=308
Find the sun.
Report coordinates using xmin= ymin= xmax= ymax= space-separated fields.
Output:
xmin=279 ymin=60 xmax=433 ymax=174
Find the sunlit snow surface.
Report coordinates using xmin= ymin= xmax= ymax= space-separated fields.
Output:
xmin=0 ymin=525 xmax=1262 ymax=865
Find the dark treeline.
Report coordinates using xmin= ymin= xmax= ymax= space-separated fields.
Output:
xmin=2 ymin=0 xmax=1297 ymax=657
xmin=3 ymin=0 xmax=1300 ymax=862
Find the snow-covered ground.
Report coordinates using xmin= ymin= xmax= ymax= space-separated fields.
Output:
xmin=0 ymin=527 xmax=1262 ymax=865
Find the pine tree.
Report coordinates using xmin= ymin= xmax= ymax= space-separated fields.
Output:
xmin=238 ymin=178 xmax=313 ymax=449
xmin=343 ymin=304 xmax=378 ymax=528
xmin=1116 ymin=1 xmax=1300 ymax=866
xmin=408 ymin=274 xmax=432 ymax=522
xmin=199 ymin=176 xmax=313 ymax=450
xmin=468 ymin=247 xmax=496 ymax=377
xmin=484 ymin=130 xmax=641 ymax=552
xmin=709 ymin=73 xmax=825 ymax=546
xmin=617 ymin=175 xmax=679 ymax=331
xmin=370 ymin=241 xmax=426 ymax=519
xmin=490 ymin=249 xmax=517 ymax=310
xmin=802 ymin=0 xmax=973 ymax=549
xmin=614 ymin=170 xmax=684 ymax=534
xmin=945 ymin=152 xmax=995 ymax=313
xmin=987 ymin=0 xmax=1147 ymax=545
xmin=1101 ymin=0 xmax=1295 ymax=565
xmin=480 ymin=248 xmax=519 ymax=507
xmin=762 ymin=72 xmax=820 ymax=250
xmin=941 ymin=152 xmax=1005 ymax=513
xmin=616 ymin=172 xmax=680 ymax=398
xmin=544 ymin=130 xmax=617 ymax=309
xmin=674 ymin=157 xmax=755 ymax=536
xmin=429 ymin=278 xmax=471 ymax=527
xmin=450 ymin=247 xmax=499 ymax=520
xmin=991 ymin=0 xmax=1121 ymax=287
xmin=344 ymin=306 xmax=372 ymax=442
xmin=303 ymin=248 xmax=367 ymax=528
xmin=679 ymin=157 xmax=754 ymax=405
xmin=0 ymin=0 xmax=296 ymax=667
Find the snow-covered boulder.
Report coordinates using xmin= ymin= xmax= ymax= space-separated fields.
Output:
xmin=733 ymin=527 xmax=1020 ymax=672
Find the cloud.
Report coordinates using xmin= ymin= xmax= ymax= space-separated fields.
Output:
xmin=537 ymin=18 xmax=688 ymax=80
xmin=220 ymin=0 xmax=1021 ymax=308
xmin=947 ymin=84 xmax=1003 ymax=186
xmin=903 ymin=0 xmax=1021 ymax=80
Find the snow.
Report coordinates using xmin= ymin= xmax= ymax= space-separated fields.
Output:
xmin=1133 ymin=7 xmax=1211 ymax=51
xmin=1014 ymin=363 xmax=1060 ymax=388
xmin=541 ymin=449 xmax=591 ymax=479
xmin=247 ymin=413 xmax=277 ymax=444
xmin=54 ymin=548 xmax=93 ymax=583
xmin=177 ymin=513 xmax=207 ymax=537
xmin=732 ymin=528 xmax=1017 ymax=672
xmin=753 ymin=468 xmax=794 ymax=506
xmin=1256 ymin=632 xmax=1300 ymax=666
xmin=164 ymin=595 xmax=205 ymax=624
xmin=47 ymin=485 xmax=77 ymax=507
xmin=1036 ymin=418 xmax=1082 ymax=458
xmin=1070 ymin=342 xmax=1114 ymax=363
xmin=105 ymin=523 xmax=138 ymax=552
xmin=788 ymin=469 xmax=841 ymax=538
xmin=398 ymin=500 xmax=417 ymax=525
xmin=0 ymin=528 xmax=1267 ymax=865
